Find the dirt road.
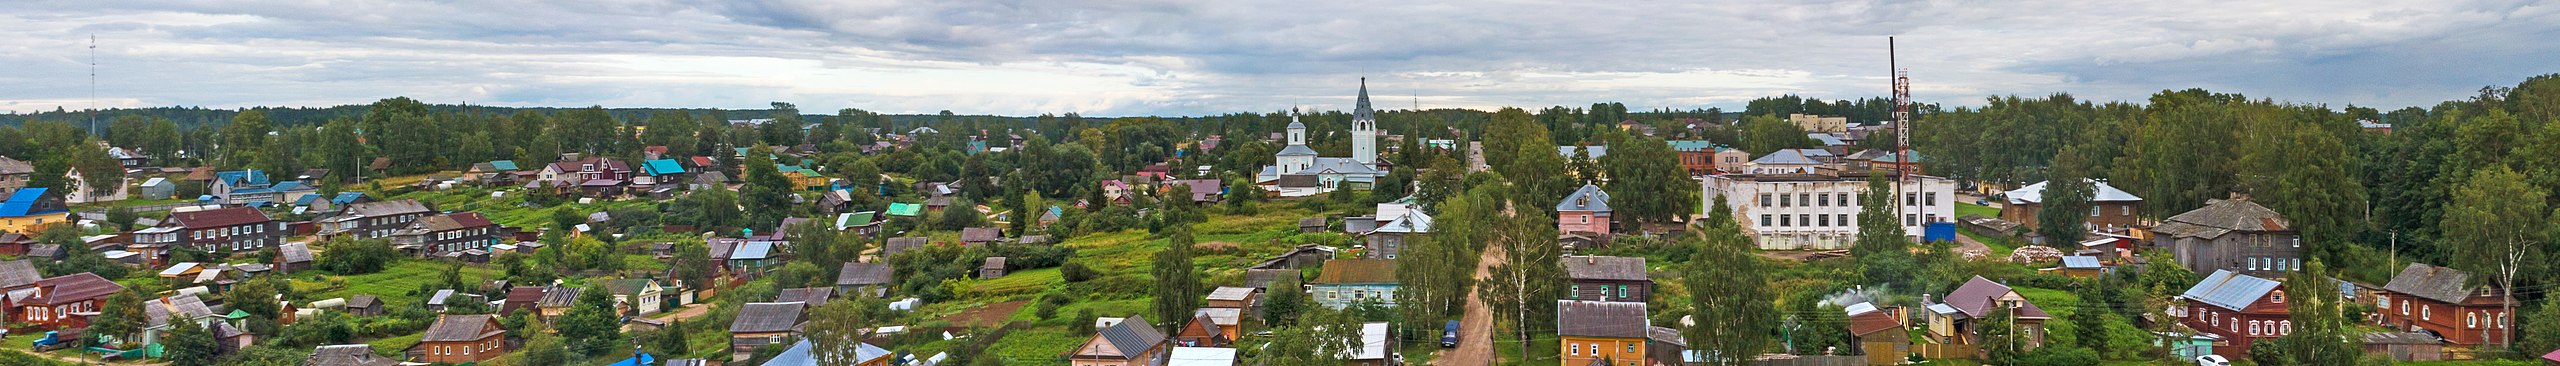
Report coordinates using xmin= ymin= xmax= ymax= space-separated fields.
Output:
xmin=1436 ymin=243 xmax=1505 ymax=366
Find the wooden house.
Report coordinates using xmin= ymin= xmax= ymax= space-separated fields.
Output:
xmin=2151 ymin=197 xmax=2301 ymax=277
xmin=2178 ymin=270 xmax=2289 ymax=359
xmin=1562 ymin=255 xmax=1650 ymax=303
xmin=729 ymin=302 xmax=808 ymax=354
xmin=1068 ymin=315 xmax=1168 ymax=366
xmin=418 ymin=314 xmax=506 ymax=364
xmin=2376 ymin=263 xmax=2511 ymax=347
xmin=1556 ymin=300 xmax=1648 ymax=366
xmin=1310 ymin=259 xmax=1397 ymax=308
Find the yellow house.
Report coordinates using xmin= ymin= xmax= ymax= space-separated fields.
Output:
xmin=1558 ymin=300 xmax=1650 ymax=366
xmin=0 ymin=188 xmax=71 ymax=233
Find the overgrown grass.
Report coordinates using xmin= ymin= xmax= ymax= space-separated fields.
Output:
xmin=1490 ymin=332 xmax=1559 ymax=366
xmin=306 ymin=259 xmax=503 ymax=307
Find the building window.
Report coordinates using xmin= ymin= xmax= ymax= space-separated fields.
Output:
xmin=1761 ymin=215 xmax=1771 ymax=227
xmin=2469 ymin=313 xmax=2479 ymax=328
xmin=2378 ymin=295 xmax=2390 ymax=309
xmin=1571 ymin=344 xmax=1581 ymax=356
xmin=2090 ymin=206 xmax=2101 ymax=217
xmin=2249 ymin=321 xmax=2261 ymax=336
xmin=1819 ymin=194 xmax=1830 ymax=206
xmin=1799 ymin=193 xmax=1811 ymax=208
xmin=2422 ymin=305 xmax=2431 ymax=320
xmin=2272 ymin=291 xmax=2284 ymax=303
xmin=2280 ymin=320 xmax=2291 ymax=335
xmin=1925 ymin=192 xmax=1937 ymax=206
xmin=1818 ymin=215 xmax=1830 ymax=227
xmin=1840 ymin=193 xmax=1853 ymax=207
xmin=1904 ymin=214 xmax=1916 ymax=226
xmin=1839 ymin=214 xmax=1850 ymax=228
xmin=1799 ymin=214 xmax=1810 ymax=228
xmin=1780 ymin=194 xmax=1791 ymax=207
xmin=1779 ymin=215 xmax=1790 ymax=227
xmin=1904 ymin=193 xmax=1916 ymax=206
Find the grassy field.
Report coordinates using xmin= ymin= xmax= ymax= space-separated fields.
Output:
xmin=305 ymin=259 xmax=504 ymax=307
xmin=365 ymin=333 xmax=423 ymax=356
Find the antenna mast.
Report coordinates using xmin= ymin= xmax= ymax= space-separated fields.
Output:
xmin=90 ymin=34 xmax=99 ymax=135
xmin=1890 ymin=37 xmax=1914 ymax=234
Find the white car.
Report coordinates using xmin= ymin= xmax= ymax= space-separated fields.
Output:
xmin=2194 ymin=355 xmax=2230 ymax=366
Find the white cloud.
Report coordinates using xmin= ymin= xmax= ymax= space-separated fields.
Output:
xmin=0 ymin=0 xmax=2554 ymax=116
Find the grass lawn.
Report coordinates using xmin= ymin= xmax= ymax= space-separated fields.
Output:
xmin=2405 ymin=361 xmax=2542 ymax=366
xmin=984 ymin=327 xmax=1080 ymax=365
xmin=1955 ymin=202 xmax=2000 ymax=219
xmin=0 ymin=332 xmax=39 ymax=352
xmin=307 ymin=259 xmax=503 ymax=307
xmin=1960 ymin=229 xmax=2019 ymax=257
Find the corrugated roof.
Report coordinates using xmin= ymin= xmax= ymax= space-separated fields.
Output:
xmin=1366 ymin=210 xmax=1432 ymax=234
xmin=1556 ymin=145 xmax=1608 ymax=159
xmin=2181 ymin=270 xmax=2282 ymax=311
xmin=305 ymin=344 xmax=395 ymax=366
xmin=2060 ymin=256 xmax=2102 ymax=269
xmin=1556 ymin=300 xmax=1649 ymax=338
xmin=2003 ymin=179 xmax=2143 ymax=204
xmin=1750 ymin=149 xmax=1822 ymax=165
xmin=0 ymin=260 xmax=40 ymax=289
xmin=279 ymin=242 xmax=315 ymax=263
xmin=642 ymin=159 xmax=686 ymax=175
xmin=730 ymin=241 xmax=776 ymax=260
xmin=346 ymin=199 xmax=433 ymax=218
xmin=1207 ymin=287 xmax=1256 ymax=301
xmin=1276 ymin=144 xmax=1319 ymax=156
xmin=1093 ymin=315 xmax=1167 ymax=360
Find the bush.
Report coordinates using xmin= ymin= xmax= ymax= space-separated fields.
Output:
xmin=1060 ymin=261 xmax=1100 ymax=282
xmin=316 ymin=238 xmax=399 ymax=275
xmin=2012 ymin=346 xmax=2099 ymax=366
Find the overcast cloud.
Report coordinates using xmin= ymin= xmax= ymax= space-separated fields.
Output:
xmin=3 ymin=0 xmax=2555 ymax=116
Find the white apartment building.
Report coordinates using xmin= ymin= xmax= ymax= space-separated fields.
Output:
xmin=1702 ymin=172 xmax=1955 ymax=250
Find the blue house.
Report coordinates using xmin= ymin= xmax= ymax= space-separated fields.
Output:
xmin=1309 ymin=259 xmax=1397 ymax=309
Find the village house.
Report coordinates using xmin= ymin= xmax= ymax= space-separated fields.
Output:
xmin=1068 ymin=315 xmax=1169 ymax=366
xmin=636 ymin=159 xmax=689 ymax=189
xmin=2151 ymin=197 xmax=2301 ymax=277
xmin=1194 ymin=307 xmax=1244 ymax=342
xmin=319 ymin=199 xmax=435 ymax=240
xmin=1557 ymin=184 xmax=1613 ymax=237
xmin=1847 ymin=302 xmax=1911 ymax=365
xmin=1175 ymin=311 xmax=1232 ymax=347
xmin=0 ymin=188 xmax=70 ymax=233
xmin=540 ymin=157 xmax=634 ymax=185
xmin=1360 ymin=209 xmax=1430 ymax=260
xmin=537 ymin=285 xmax=580 ymax=321
xmin=210 ymin=170 xmax=315 ymax=205
xmin=602 ymin=278 xmax=666 ymax=316
xmin=1310 ymin=259 xmax=1397 ymax=308
xmin=392 ymin=212 xmax=503 ymax=258
xmin=2376 ymin=263 xmax=2512 ymax=347
xmin=1562 ymin=255 xmax=1650 ymax=302
xmin=2000 ymin=179 xmax=2145 ymax=233
xmin=774 ymin=287 xmax=833 ymax=307
xmin=277 ymin=242 xmax=315 ymax=272
xmin=1205 ymin=286 xmax=1259 ymax=309
xmin=305 ymin=344 xmax=397 ymax=366
xmin=131 ymin=206 xmax=284 ymax=264
xmin=1666 ymin=140 xmax=1720 ymax=175
xmin=730 ymin=302 xmax=808 ymax=354
xmin=1557 ymin=300 xmax=1649 ymax=366
xmin=762 ymin=339 xmax=892 ymax=366
xmin=961 ymin=227 xmax=1005 ymax=246
xmin=345 ymin=295 xmax=383 ymax=317
xmin=837 ymin=262 xmax=895 ymax=297
xmin=500 ymin=286 xmax=546 ymax=316
xmin=0 ymin=156 xmax=31 ymax=191
xmin=419 ymin=314 xmax=507 ymax=364
xmin=1702 ymin=170 xmax=1955 ymax=250
xmin=2177 ymin=270 xmax=2291 ymax=359
xmin=142 ymin=293 xmax=220 ymax=345
xmin=1923 ymin=276 xmax=2050 ymax=349
xmin=6 ymin=272 xmax=122 ymax=329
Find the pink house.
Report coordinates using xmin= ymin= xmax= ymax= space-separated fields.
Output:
xmin=1557 ymin=184 xmax=1612 ymax=236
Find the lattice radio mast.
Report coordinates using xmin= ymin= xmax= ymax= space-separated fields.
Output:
xmin=1891 ymin=37 xmax=1915 ymax=232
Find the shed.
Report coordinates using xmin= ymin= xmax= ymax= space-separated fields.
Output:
xmin=979 ymin=257 xmax=1008 ymax=279
xmin=139 ymin=177 xmax=176 ymax=200
xmin=2362 ymin=332 xmax=2443 ymax=362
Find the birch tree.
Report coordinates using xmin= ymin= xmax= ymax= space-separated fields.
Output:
xmin=2442 ymin=166 xmax=2546 ymax=348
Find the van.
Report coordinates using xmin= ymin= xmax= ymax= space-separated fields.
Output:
xmin=1441 ymin=320 xmax=1461 ymax=347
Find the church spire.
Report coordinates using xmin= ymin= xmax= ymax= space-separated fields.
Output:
xmin=1354 ymin=77 xmax=1374 ymax=122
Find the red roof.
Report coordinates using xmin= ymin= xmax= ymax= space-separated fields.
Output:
xmin=690 ymin=156 xmax=716 ymax=167
xmin=169 ymin=207 xmax=272 ymax=229
xmin=28 ymin=272 xmax=123 ymax=306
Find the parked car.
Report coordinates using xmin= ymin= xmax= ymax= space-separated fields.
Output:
xmin=1441 ymin=320 xmax=1461 ymax=347
xmin=2194 ymin=355 xmax=2230 ymax=366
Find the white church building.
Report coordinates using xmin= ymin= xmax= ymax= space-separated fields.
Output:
xmin=1258 ymin=79 xmax=1389 ymax=197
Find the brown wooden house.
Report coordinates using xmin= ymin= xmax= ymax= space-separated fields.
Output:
xmin=2377 ymin=263 xmax=2511 ymax=347
xmin=1067 ymin=315 xmax=1168 ymax=366
xmin=1562 ymin=255 xmax=1650 ymax=303
xmin=2178 ymin=270 xmax=2290 ymax=359
xmin=417 ymin=314 xmax=506 ymax=364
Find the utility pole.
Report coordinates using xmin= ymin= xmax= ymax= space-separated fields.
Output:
xmin=90 ymin=33 xmax=99 ymax=136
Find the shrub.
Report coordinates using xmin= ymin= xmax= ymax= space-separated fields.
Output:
xmin=1060 ymin=261 xmax=1100 ymax=282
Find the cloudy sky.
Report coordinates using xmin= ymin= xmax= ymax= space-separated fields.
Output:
xmin=3 ymin=0 xmax=2556 ymax=117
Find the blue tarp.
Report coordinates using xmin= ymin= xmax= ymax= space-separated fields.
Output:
xmin=606 ymin=353 xmax=655 ymax=366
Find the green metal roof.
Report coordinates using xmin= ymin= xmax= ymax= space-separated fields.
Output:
xmin=886 ymin=203 xmax=923 ymax=217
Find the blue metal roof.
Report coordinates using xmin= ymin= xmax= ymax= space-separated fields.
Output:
xmin=643 ymin=159 xmax=687 ymax=175
xmin=732 ymin=241 xmax=777 ymax=260
xmin=1 ymin=188 xmax=60 ymax=216
xmin=2059 ymin=256 xmax=2102 ymax=269
xmin=1556 ymin=184 xmax=1611 ymax=212
xmin=214 ymin=170 xmax=270 ymax=187
xmin=489 ymin=160 xmax=519 ymax=171
xmin=2181 ymin=270 xmax=2281 ymax=311
xmin=332 ymin=192 xmax=367 ymax=205
xmin=292 ymin=193 xmax=324 ymax=206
